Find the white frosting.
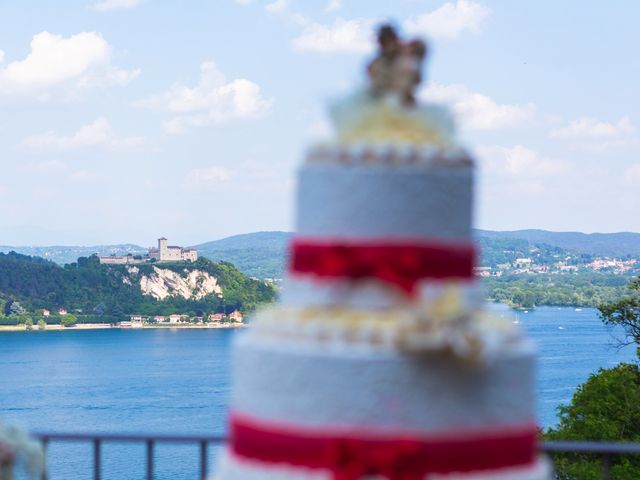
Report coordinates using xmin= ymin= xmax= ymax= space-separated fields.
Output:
xmin=296 ymin=164 xmax=473 ymax=241
xmin=215 ymin=450 xmax=552 ymax=480
xmin=280 ymin=275 xmax=483 ymax=310
xmin=231 ymin=333 xmax=536 ymax=433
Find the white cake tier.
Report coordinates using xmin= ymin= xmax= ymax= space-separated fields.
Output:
xmin=231 ymin=333 xmax=536 ymax=432
xmin=280 ymin=275 xmax=483 ymax=310
xmin=216 ymin=450 xmax=552 ymax=480
xmin=296 ymin=163 xmax=473 ymax=241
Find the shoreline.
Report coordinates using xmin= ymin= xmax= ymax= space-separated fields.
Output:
xmin=0 ymin=323 xmax=246 ymax=332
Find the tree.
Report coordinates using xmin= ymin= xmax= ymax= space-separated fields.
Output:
xmin=93 ymin=302 xmax=107 ymax=315
xmin=543 ymin=278 xmax=640 ymax=479
xmin=3 ymin=299 xmax=25 ymax=316
xmin=25 ymin=318 xmax=33 ymax=330
xmin=545 ymin=364 xmax=640 ymax=479
xmin=599 ymin=277 xmax=640 ymax=355
xmin=60 ymin=314 xmax=77 ymax=327
xmin=37 ymin=319 xmax=46 ymax=330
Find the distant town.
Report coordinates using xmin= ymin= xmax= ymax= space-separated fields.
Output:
xmin=37 ymin=308 xmax=244 ymax=328
xmin=476 ymin=252 xmax=638 ymax=277
xmin=98 ymin=237 xmax=197 ymax=265
xmin=119 ymin=310 xmax=243 ymax=328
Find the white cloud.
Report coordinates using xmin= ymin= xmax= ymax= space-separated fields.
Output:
xmin=325 ymin=0 xmax=342 ymax=12
xmin=265 ymin=0 xmax=288 ymax=13
xmin=404 ymin=0 xmax=490 ymax=39
xmin=0 ymin=31 xmax=139 ymax=97
xmin=0 ymin=50 xmax=4 ymax=63
xmin=136 ymin=61 xmax=272 ymax=134
xmin=291 ymin=0 xmax=489 ymax=54
xmin=264 ymin=0 xmax=308 ymax=26
xmin=551 ymin=116 xmax=634 ymax=139
xmin=184 ymin=166 xmax=233 ymax=190
xmin=234 ymin=0 xmax=254 ymax=4
xmin=421 ymin=83 xmax=535 ymax=130
xmin=478 ymin=145 xmax=569 ymax=177
xmin=624 ymin=164 xmax=640 ymax=185
xmin=92 ymin=0 xmax=142 ymax=12
xmin=22 ymin=118 xmax=144 ymax=151
xmin=292 ymin=17 xmax=376 ymax=54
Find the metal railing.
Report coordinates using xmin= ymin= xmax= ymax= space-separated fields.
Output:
xmin=542 ymin=440 xmax=640 ymax=480
xmin=34 ymin=432 xmax=226 ymax=480
xmin=32 ymin=433 xmax=640 ymax=480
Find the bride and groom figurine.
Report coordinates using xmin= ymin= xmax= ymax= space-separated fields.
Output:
xmin=367 ymin=24 xmax=428 ymax=107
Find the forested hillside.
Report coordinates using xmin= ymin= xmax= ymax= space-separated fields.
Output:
xmin=194 ymin=231 xmax=291 ymax=279
xmin=0 ymin=252 xmax=275 ymax=322
xmin=484 ymin=273 xmax=630 ymax=309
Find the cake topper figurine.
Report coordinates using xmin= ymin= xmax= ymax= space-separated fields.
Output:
xmin=367 ymin=24 xmax=428 ymax=107
xmin=329 ymin=23 xmax=455 ymax=146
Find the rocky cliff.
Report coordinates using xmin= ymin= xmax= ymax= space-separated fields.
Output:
xmin=131 ymin=266 xmax=223 ymax=301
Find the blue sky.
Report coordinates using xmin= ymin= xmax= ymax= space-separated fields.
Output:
xmin=0 ymin=0 xmax=638 ymax=246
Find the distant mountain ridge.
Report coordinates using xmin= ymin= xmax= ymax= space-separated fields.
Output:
xmin=193 ymin=231 xmax=291 ymax=279
xmin=0 ymin=244 xmax=147 ymax=265
xmin=2 ymin=229 xmax=639 ymax=279
xmin=475 ymin=229 xmax=640 ymax=258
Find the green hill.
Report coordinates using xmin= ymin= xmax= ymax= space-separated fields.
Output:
xmin=0 ymin=252 xmax=275 ymax=323
xmin=193 ymin=231 xmax=292 ymax=279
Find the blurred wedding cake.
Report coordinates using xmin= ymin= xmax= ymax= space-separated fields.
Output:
xmin=216 ymin=24 xmax=551 ymax=480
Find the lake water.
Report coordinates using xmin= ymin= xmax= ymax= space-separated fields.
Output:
xmin=0 ymin=306 xmax=636 ymax=479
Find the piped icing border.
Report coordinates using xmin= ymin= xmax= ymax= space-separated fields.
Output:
xmin=307 ymin=144 xmax=473 ymax=167
xmin=290 ymin=237 xmax=476 ymax=295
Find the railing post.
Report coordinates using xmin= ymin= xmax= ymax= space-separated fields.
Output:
xmin=146 ymin=440 xmax=154 ymax=480
xmin=602 ymin=453 xmax=611 ymax=480
xmin=93 ymin=439 xmax=101 ymax=480
xmin=40 ymin=438 xmax=49 ymax=480
xmin=200 ymin=441 xmax=208 ymax=480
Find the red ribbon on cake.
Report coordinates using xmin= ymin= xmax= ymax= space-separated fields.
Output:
xmin=230 ymin=414 xmax=537 ymax=480
xmin=289 ymin=238 xmax=475 ymax=294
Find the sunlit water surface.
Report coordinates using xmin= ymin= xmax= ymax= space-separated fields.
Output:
xmin=0 ymin=307 xmax=635 ymax=479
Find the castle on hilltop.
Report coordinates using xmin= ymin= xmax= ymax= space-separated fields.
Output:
xmin=148 ymin=237 xmax=198 ymax=262
xmin=98 ymin=237 xmax=197 ymax=265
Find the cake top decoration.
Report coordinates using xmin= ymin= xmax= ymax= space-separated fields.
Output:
xmin=367 ymin=24 xmax=427 ymax=107
xmin=329 ymin=23 xmax=456 ymax=148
